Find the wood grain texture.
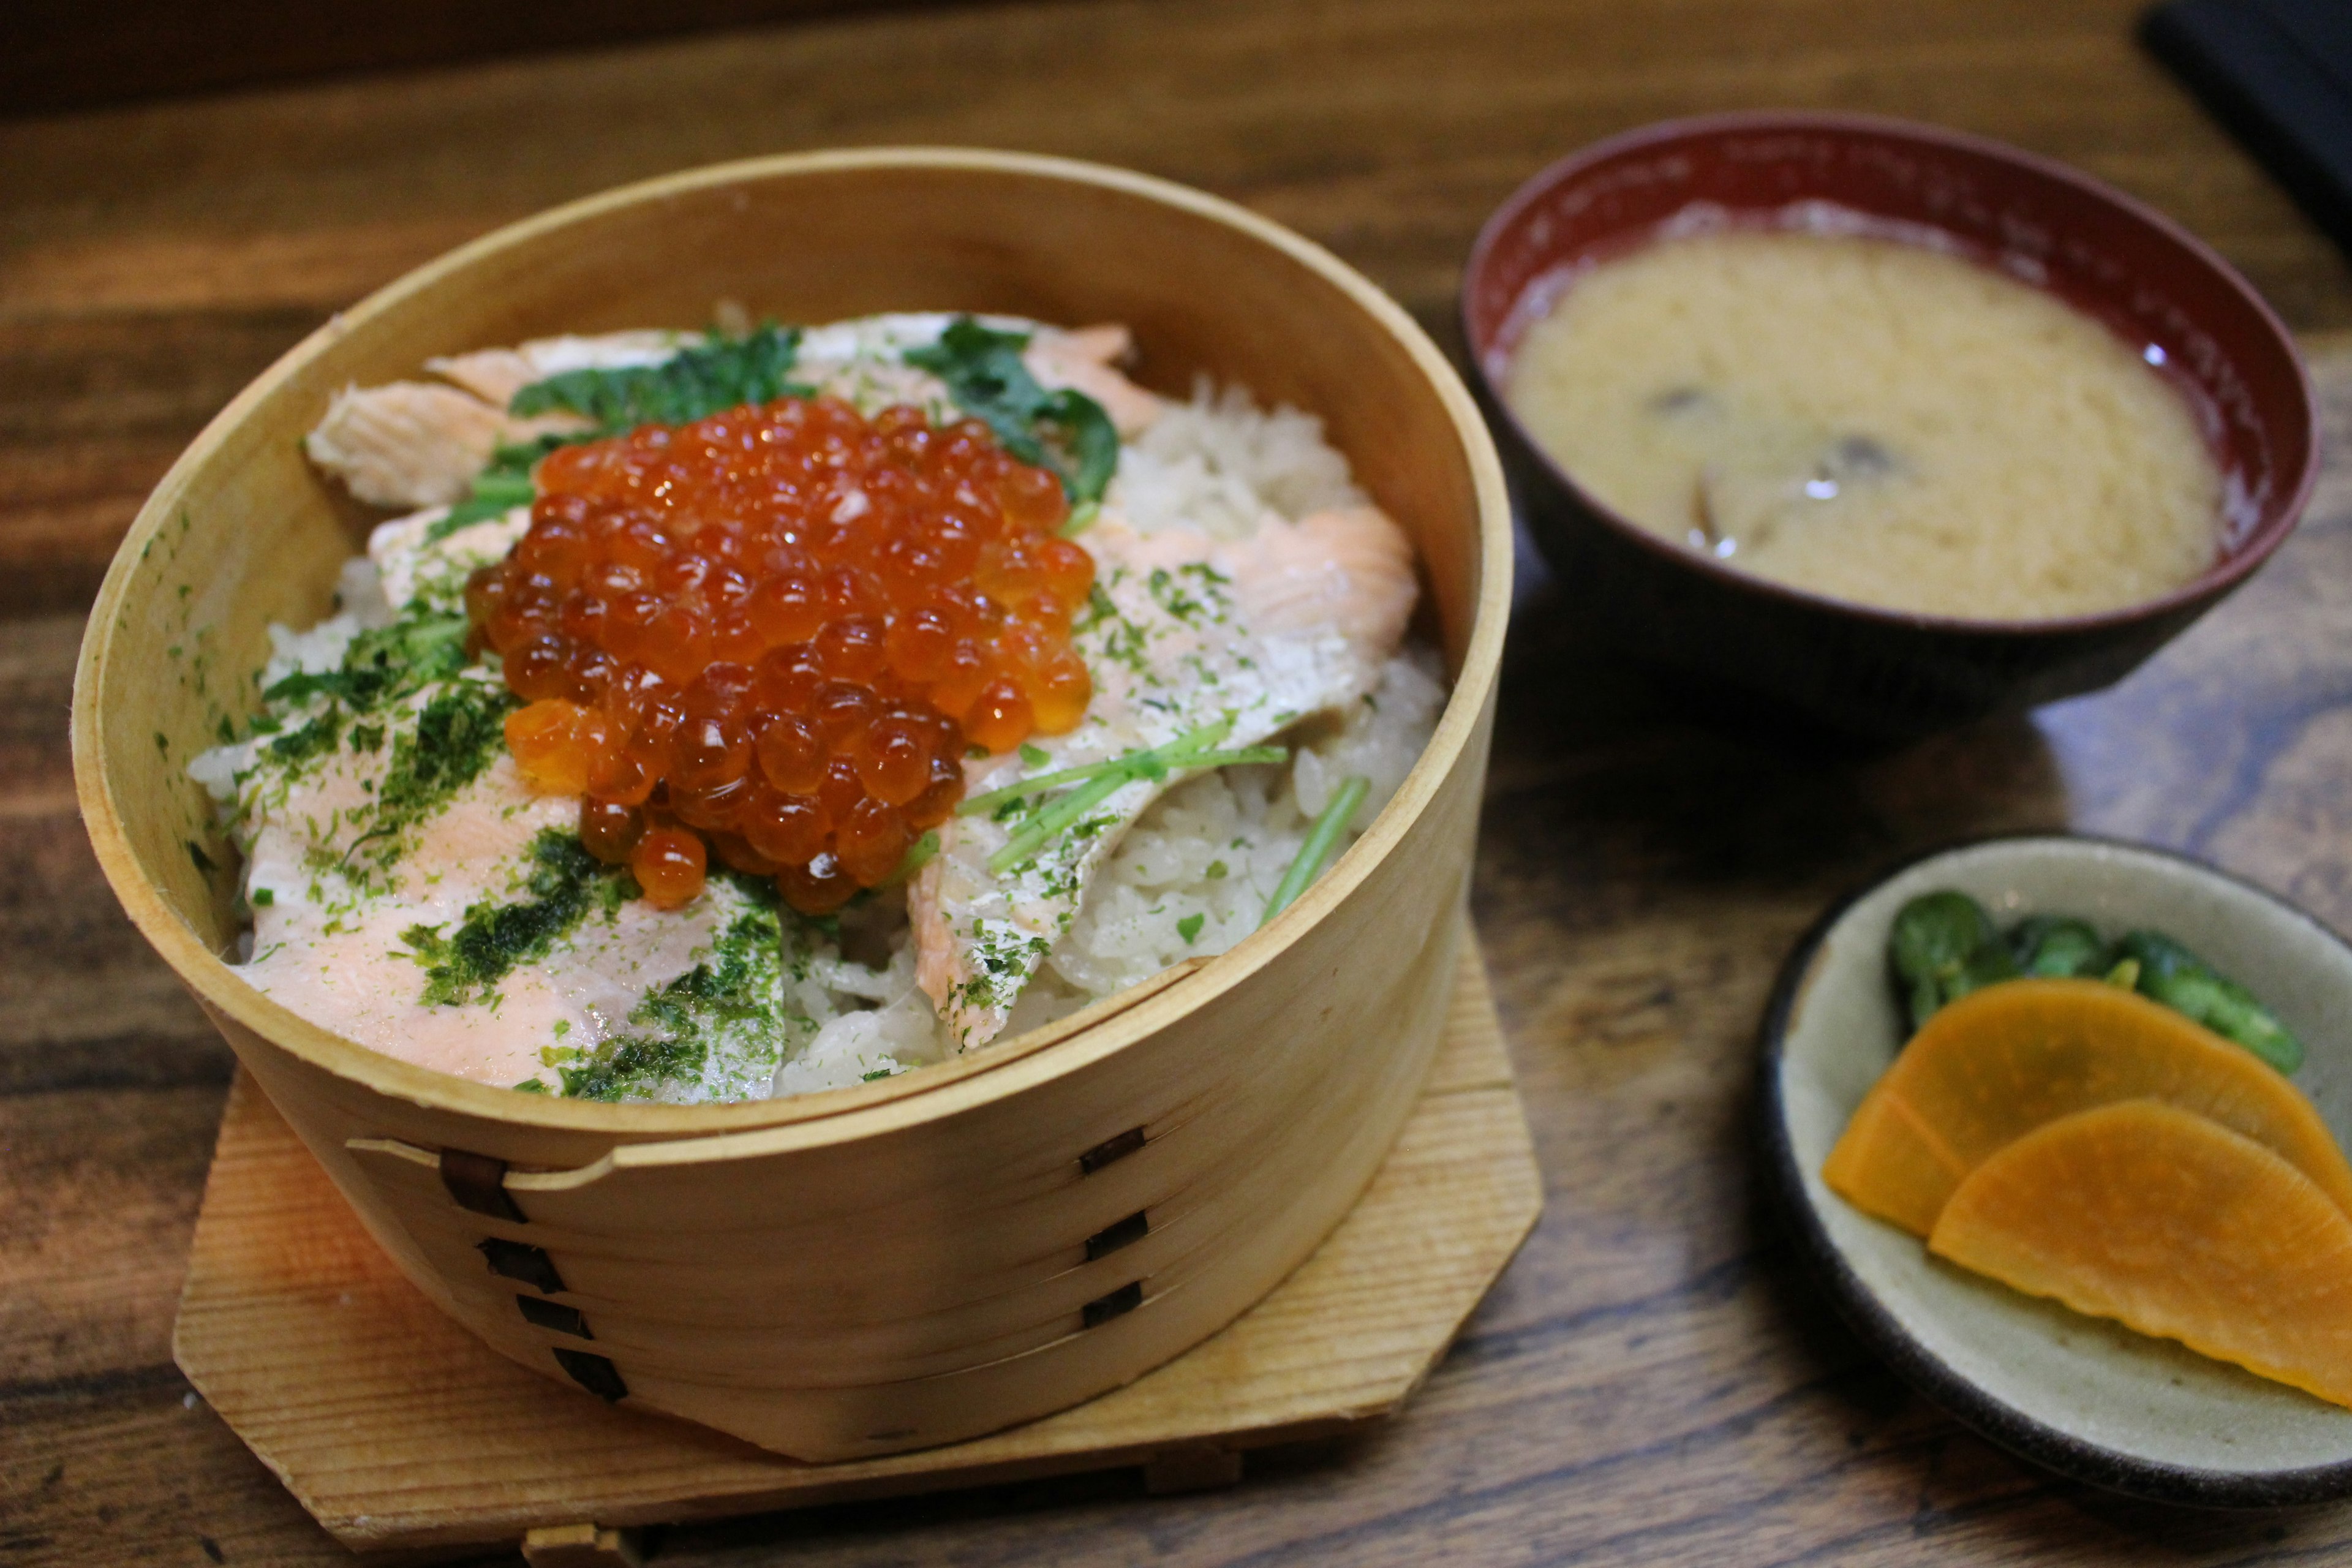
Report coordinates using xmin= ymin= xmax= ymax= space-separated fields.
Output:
xmin=9 ymin=1 xmax=951 ymax=120
xmin=168 ymin=935 xmax=1537 ymax=1556
xmin=9 ymin=0 xmax=2352 ymax=1562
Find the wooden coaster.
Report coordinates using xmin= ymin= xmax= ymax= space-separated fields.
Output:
xmin=173 ymin=934 xmax=1541 ymax=1560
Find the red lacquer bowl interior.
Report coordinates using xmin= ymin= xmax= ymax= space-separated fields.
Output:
xmin=1463 ymin=111 xmax=2318 ymax=635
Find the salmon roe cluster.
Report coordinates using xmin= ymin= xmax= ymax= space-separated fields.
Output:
xmin=465 ymin=396 xmax=1097 ymax=915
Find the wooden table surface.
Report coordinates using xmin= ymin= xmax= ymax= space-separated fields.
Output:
xmin=8 ymin=1 xmax=2352 ymax=1562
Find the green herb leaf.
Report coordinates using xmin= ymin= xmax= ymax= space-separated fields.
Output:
xmin=435 ymin=435 xmax=579 ymax=537
xmin=1177 ymin=913 xmax=1205 ymax=944
xmin=1042 ymin=387 xmax=1120 ymax=504
xmin=1262 ymin=776 xmax=1369 ymax=925
xmin=904 ymin=317 xmax=1120 ymax=502
xmin=905 ymin=317 xmax=1047 ymax=453
xmin=1019 ymin=743 xmax=1050 ymax=767
xmin=960 ymin=719 xmax=1242 ymax=818
xmin=880 ymin=830 xmax=941 ymax=888
xmin=978 ymin=721 xmax=1242 ymax=874
xmin=432 ymin=327 xmax=810 ymax=540
xmin=508 ymin=324 xmax=807 ymax=429
xmin=1175 ymin=747 xmax=1288 ymax=771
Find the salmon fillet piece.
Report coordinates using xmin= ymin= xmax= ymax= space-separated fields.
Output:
xmin=908 ymin=505 xmax=1417 ymax=1049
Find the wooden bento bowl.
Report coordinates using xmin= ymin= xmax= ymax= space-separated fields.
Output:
xmin=70 ymin=148 xmax=1513 ymax=1462
xmin=1462 ymin=112 xmax=2319 ymax=744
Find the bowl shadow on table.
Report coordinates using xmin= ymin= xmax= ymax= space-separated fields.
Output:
xmin=575 ymin=1462 xmax=1215 ymax=1562
xmin=1486 ymin=541 xmax=2077 ymax=850
xmin=616 ymin=1432 xmax=1380 ymax=1561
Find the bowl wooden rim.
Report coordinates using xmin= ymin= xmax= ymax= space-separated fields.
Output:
xmin=70 ymin=146 xmax=1513 ymax=1145
xmin=1461 ymin=110 xmax=2321 ymax=638
xmin=1758 ymin=831 xmax=2352 ymax=1506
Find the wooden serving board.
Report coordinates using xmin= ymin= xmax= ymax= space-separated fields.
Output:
xmin=171 ymin=930 xmax=1540 ymax=1561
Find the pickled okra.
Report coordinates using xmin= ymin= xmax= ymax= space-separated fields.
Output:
xmin=1888 ymin=891 xmax=2304 ymax=1073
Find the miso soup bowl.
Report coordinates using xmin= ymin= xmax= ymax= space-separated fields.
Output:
xmin=1463 ymin=112 xmax=2319 ymax=744
xmin=72 ymin=149 xmax=1513 ymax=1463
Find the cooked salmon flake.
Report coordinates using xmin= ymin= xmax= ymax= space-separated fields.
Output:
xmin=467 ymin=395 xmax=1096 ymax=914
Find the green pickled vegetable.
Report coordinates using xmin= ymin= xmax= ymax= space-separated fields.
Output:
xmin=1889 ymin=891 xmax=2018 ymax=1034
xmin=2114 ymin=929 xmax=2304 ymax=1074
xmin=1885 ymin=890 xmax=2305 ymax=1072
xmin=2008 ymin=914 xmax=2107 ymax=979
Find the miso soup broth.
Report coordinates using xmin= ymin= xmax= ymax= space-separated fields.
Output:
xmin=1502 ymin=228 xmax=2224 ymax=620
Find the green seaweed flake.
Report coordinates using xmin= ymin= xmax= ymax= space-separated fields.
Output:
xmin=554 ymin=899 xmax=796 ymax=1102
xmin=1096 ymin=616 xmax=1151 ymax=676
xmin=265 ymin=707 xmax=344 ymax=767
xmin=1147 ymin=567 xmax=1206 ymax=625
xmin=953 ymin=927 xmax=1052 ymax=1016
xmin=263 ymin=612 xmax=470 ymax=715
xmin=402 ymin=830 xmax=637 ymax=1007
xmin=1074 ymin=582 xmax=1119 ymax=636
xmin=380 ymin=681 xmax=514 ymax=817
xmin=334 ymin=679 xmax=519 ymax=886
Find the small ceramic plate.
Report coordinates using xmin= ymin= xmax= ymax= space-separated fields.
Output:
xmin=1762 ymin=834 xmax=2352 ymax=1505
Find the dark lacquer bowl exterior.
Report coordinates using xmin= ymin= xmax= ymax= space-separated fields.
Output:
xmin=1463 ymin=112 xmax=2319 ymax=742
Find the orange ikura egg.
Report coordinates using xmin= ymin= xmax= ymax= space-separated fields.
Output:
xmin=505 ymin=699 xmax=610 ymax=796
xmin=631 ymin=827 xmax=707 ymax=910
xmin=475 ymin=397 xmax=1095 ymax=914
